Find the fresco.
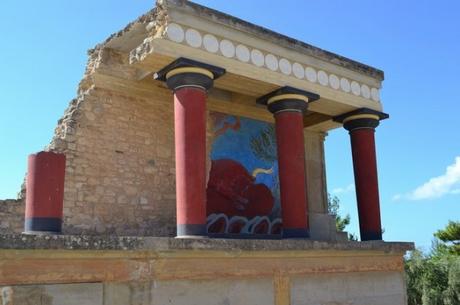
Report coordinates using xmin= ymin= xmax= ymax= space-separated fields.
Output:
xmin=206 ymin=112 xmax=282 ymax=236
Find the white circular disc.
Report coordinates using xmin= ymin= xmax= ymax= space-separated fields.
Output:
xmin=251 ymin=49 xmax=264 ymax=67
xmin=371 ymin=88 xmax=380 ymax=101
xmin=236 ymin=44 xmax=250 ymax=62
xmin=329 ymin=74 xmax=340 ymax=89
xmin=203 ymin=34 xmax=219 ymax=53
xmin=361 ymin=84 xmax=371 ymax=99
xmin=166 ymin=23 xmax=184 ymax=43
xmin=305 ymin=67 xmax=317 ymax=83
xmin=318 ymin=70 xmax=329 ymax=86
xmin=292 ymin=63 xmax=305 ymax=79
xmin=279 ymin=58 xmax=292 ymax=75
xmin=185 ymin=28 xmax=202 ymax=48
xmin=220 ymin=39 xmax=235 ymax=58
xmin=265 ymin=54 xmax=278 ymax=71
xmin=340 ymin=78 xmax=350 ymax=92
xmin=351 ymin=81 xmax=361 ymax=96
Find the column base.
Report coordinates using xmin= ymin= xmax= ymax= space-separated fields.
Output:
xmin=24 ymin=217 xmax=62 ymax=234
xmin=175 ymin=235 xmax=209 ymax=239
xmin=22 ymin=231 xmax=61 ymax=236
xmin=360 ymin=231 xmax=383 ymax=241
xmin=282 ymin=228 xmax=310 ymax=239
xmin=176 ymin=224 xmax=207 ymax=237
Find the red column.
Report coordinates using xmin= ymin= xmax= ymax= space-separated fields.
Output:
xmin=174 ymin=87 xmax=207 ymax=237
xmin=336 ymin=109 xmax=388 ymax=241
xmin=258 ymin=87 xmax=319 ymax=238
xmin=349 ymin=128 xmax=382 ymax=240
xmin=156 ymin=59 xmax=225 ymax=237
xmin=25 ymin=151 xmax=66 ymax=234
xmin=275 ymin=111 xmax=310 ymax=238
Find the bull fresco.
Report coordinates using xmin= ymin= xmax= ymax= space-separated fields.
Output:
xmin=207 ymin=112 xmax=282 ymax=236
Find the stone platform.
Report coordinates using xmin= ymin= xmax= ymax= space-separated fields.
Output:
xmin=0 ymin=233 xmax=413 ymax=252
xmin=0 ymin=234 xmax=413 ymax=305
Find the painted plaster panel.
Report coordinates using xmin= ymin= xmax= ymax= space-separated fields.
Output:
xmin=206 ymin=112 xmax=281 ymax=236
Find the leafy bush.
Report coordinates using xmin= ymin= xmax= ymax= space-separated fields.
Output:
xmin=405 ymin=221 xmax=460 ymax=305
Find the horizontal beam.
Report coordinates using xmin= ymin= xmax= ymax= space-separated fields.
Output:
xmin=0 ymin=249 xmax=404 ymax=285
xmin=129 ymin=39 xmax=383 ymax=115
xmin=84 ymin=70 xmax=335 ymax=130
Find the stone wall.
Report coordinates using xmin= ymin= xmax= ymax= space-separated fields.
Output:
xmin=1 ymin=273 xmax=406 ymax=305
xmin=0 ymin=236 xmax=413 ymax=305
xmin=48 ymin=85 xmax=177 ymax=236
xmin=0 ymin=199 xmax=23 ymax=234
xmin=304 ymin=130 xmax=328 ymax=215
xmin=304 ymin=130 xmax=347 ymax=241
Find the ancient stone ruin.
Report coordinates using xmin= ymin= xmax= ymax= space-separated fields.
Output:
xmin=0 ymin=1 xmax=413 ymax=304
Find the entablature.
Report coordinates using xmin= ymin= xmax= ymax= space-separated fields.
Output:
xmin=99 ymin=0 xmax=386 ymax=131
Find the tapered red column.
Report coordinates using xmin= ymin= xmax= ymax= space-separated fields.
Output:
xmin=350 ymin=127 xmax=381 ymax=240
xmin=258 ymin=87 xmax=319 ymax=238
xmin=335 ymin=108 xmax=389 ymax=241
xmin=155 ymin=58 xmax=225 ymax=237
xmin=173 ymin=86 xmax=207 ymax=236
xmin=25 ymin=151 xmax=66 ymax=234
xmin=275 ymin=110 xmax=309 ymax=238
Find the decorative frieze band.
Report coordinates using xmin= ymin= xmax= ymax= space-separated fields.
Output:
xmin=165 ymin=23 xmax=381 ymax=102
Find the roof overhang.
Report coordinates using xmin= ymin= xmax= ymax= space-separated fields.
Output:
xmin=100 ymin=0 xmax=386 ymax=132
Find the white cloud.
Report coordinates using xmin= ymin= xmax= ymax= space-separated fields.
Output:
xmin=332 ymin=183 xmax=355 ymax=195
xmin=393 ymin=156 xmax=460 ymax=201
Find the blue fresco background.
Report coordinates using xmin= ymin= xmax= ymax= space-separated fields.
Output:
xmin=210 ymin=112 xmax=281 ymax=218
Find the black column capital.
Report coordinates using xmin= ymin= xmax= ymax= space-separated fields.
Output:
xmin=154 ymin=57 xmax=226 ymax=91
xmin=334 ymin=108 xmax=389 ymax=132
xmin=257 ymin=86 xmax=320 ymax=114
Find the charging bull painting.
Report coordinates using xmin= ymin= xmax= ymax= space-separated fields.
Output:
xmin=207 ymin=112 xmax=282 ymax=236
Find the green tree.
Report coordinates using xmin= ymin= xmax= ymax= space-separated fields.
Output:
xmin=405 ymin=249 xmax=425 ymax=305
xmin=434 ymin=221 xmax=460 ymax=255
xmin=327 ymin=194 xmax=357 ymax=240
xmin=405 ymin=220 xmax=460 ymax=305
xmin=328 ymin=194 xmax=350 ymax=232
xmin=444 ymin=260 xmax=460 ymax=305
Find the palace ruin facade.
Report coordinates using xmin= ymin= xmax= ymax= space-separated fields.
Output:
xmin=0 ymin=1 xmax=413 ymax=304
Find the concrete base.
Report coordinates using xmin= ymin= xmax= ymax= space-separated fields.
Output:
xmin=0 ymin=235 xmax=413 ymax=305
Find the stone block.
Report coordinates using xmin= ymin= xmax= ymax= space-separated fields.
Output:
xmin=291 ymin=271 xmax=406 ymax=305
xmin=336 ymin=231 xmax=349 ymax=241
xmin=1 ymin=283 xmax=103 ymax=305
xmin=104 ymin=282 xmax=151 ymax=305
xmin=151 ymin=279 xmax=275 ymax=305
xmin=309 ymin=212 xmax=335 ymax=241
xmin=44 ymin=283 xmax=103 ymax=305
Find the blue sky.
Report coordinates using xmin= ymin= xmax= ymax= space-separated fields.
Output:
xmin=0 ymin=0 xmax=459 ymax=250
